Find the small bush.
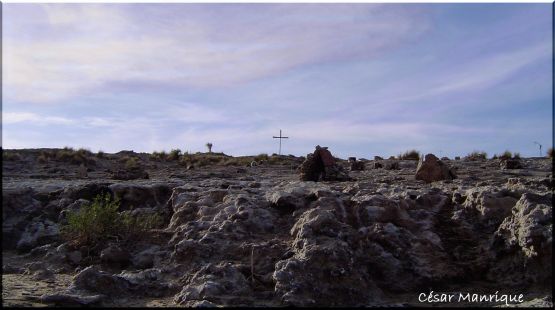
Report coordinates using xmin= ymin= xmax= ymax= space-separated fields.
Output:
xmin=268 ymin=155 xmax=289 ymax=165
xmin=61 ymin=193 xmax=121 ymax=246
xmin=180 ymin=153 xmax=230 ymax=167
xmin=77 ymin=148 xmax=93 ymax=157
xmin=119 ymin=212 xmax=164 ymax=239
xmin=97 ymin=150 xmax=105 ymax=158
xmin=71 ymin=153 xmax=88 ymax=165
xmin=61 ymin=193 xmax=163 ymax=247
xmin=398 ymin=150 xmax=420 ymax=160
xmin=151 ymin=151 xmax=167 ymax=161
xmin=3 ymin=152 xmax=22 ymax=161
xmin=222 ymin=157 xmax=251 ymax=167
xmin=56 ymin=149 xmax=74 ymax=161
xmin=52 ymin=147 xmax=93 ymax=165
xmin=168 ymin=149 xmax=182 ymax=161
xmin=548 ymin=148 xmax=554 ymax=158
xmin=465 ymin=151 xmax=487 ymax=161
xmin=495 ymin=151 xmax=521 ymax=160
xmin=38 ymin=150 xmax=54 ymax=162
xmin=499 ymin=150 xmax=512 ymax=160
xmin=124 ymin=157 xmax=140 ymax=170
xmin=38 ymin=154 xmax=48 ymax=163
xmin=254 ymin=153 xmax=269 ymax=162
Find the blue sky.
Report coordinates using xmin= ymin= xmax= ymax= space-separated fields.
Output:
xmin=2 ymin=3 xmax=552 ymax=158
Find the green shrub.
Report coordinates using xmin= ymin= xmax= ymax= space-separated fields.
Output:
xmin=52 ymin=147 xmax=93 ymax=165
xmin=495 ymin=151 xmax=521 ymax=160
xmin=499 ymin=150 xmax=512 ymax=160
xmin=398 ymin=150 xmax=420 ymax=160
xmin=168 ymin=149 xmax=182 ymax=161
xmin=119 ymin=212 xmax=164 ymax=239
xmin=61 ymin=193 xmax=121 ymax=246
xmin=97 ymin=150 xmax=105 ymax=158
xmin=124 ymin=157 xmax=140 ymax=170
xmin=61 ymin=193 xmax=163 ymax=247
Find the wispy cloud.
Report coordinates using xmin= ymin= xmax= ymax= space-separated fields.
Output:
xmin=3 ymin=4 xmax=428 ymax=104
xmin=2 ymin=4 xmax=552 ymax=157
xmin=2 ymin=112 xmax=75 ymax=125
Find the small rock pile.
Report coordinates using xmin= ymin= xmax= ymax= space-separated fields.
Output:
xmin=299 ymin=146 xmax=351 ymax=182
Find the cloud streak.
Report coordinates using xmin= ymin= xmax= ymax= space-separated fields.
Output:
xmin=3 ymin=112 xmax=75 ymax=125
xmin=3 ymin=4 xmax=428 ymax=104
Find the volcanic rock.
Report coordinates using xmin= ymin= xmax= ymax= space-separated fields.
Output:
xmin=501 ymin=158 xmax=523 ymax=169
xmin=415 ymin=154 xmax=456 ymax=183
xmin=174 ymin=262 xmax=251 ymax=306
xmin=71 ymin=266 xmax=131 ymax=296
xmin=100 ymin=245 xmax=131 ymax=265
xmin=40 ymin=293 xmax=104 ymax=306
xmin=299 ymin=146 xmax=350 ymax=181
xmin=384 ymin=160 xmax=400 ymax=170
xmin=111 ymin=167 xmax=149 ymax=180
xmin=16 ymin=219 xmax=60 ymax=252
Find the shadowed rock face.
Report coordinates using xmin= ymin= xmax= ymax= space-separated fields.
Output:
xmin=1 ymin=150 xmax=553 ymax=307
xmin=299 ymin=147 xmax=351 ymax=182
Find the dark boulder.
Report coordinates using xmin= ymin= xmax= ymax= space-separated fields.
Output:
xmin=299 ymin=146 xmax=350 ymax=181
xmin=415 ymin=154 xmax=456 ymax=183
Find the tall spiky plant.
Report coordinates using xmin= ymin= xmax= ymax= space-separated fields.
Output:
xmin=206 ymin=142 xmax=213 ymax=153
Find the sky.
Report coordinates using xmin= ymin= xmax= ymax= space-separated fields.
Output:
xmin=2 ymin=3 xmax=553 ymax=159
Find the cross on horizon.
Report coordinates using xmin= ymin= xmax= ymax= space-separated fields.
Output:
xmin=273 ymin=129 xmax=289 ymax=155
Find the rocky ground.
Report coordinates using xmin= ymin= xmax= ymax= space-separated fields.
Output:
xmin=2 ymin=149 xmax=553 ymax=307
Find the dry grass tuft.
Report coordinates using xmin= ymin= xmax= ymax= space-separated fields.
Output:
xmin=465 ymin=151 xmax=487 ymax=161
xmin=398 ymin=150 xmax=420 ymax=160
xmin=3 ymin=151 xmax=22 ymax=161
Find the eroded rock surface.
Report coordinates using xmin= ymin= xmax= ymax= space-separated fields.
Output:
xmin=2 ymin=150 xmax=552 ymax=307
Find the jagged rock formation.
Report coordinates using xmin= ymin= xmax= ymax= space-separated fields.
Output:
xmin=1 ymin=149 xmax=552 ymax=307
xmin=299 ymin=146 xmax=351 ymax=181
xmin=415 ymin=153 xmax=456 ymax=183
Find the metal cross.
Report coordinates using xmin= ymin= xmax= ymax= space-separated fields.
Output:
xmin=273 ymin=129 xmax=289 ymax=155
